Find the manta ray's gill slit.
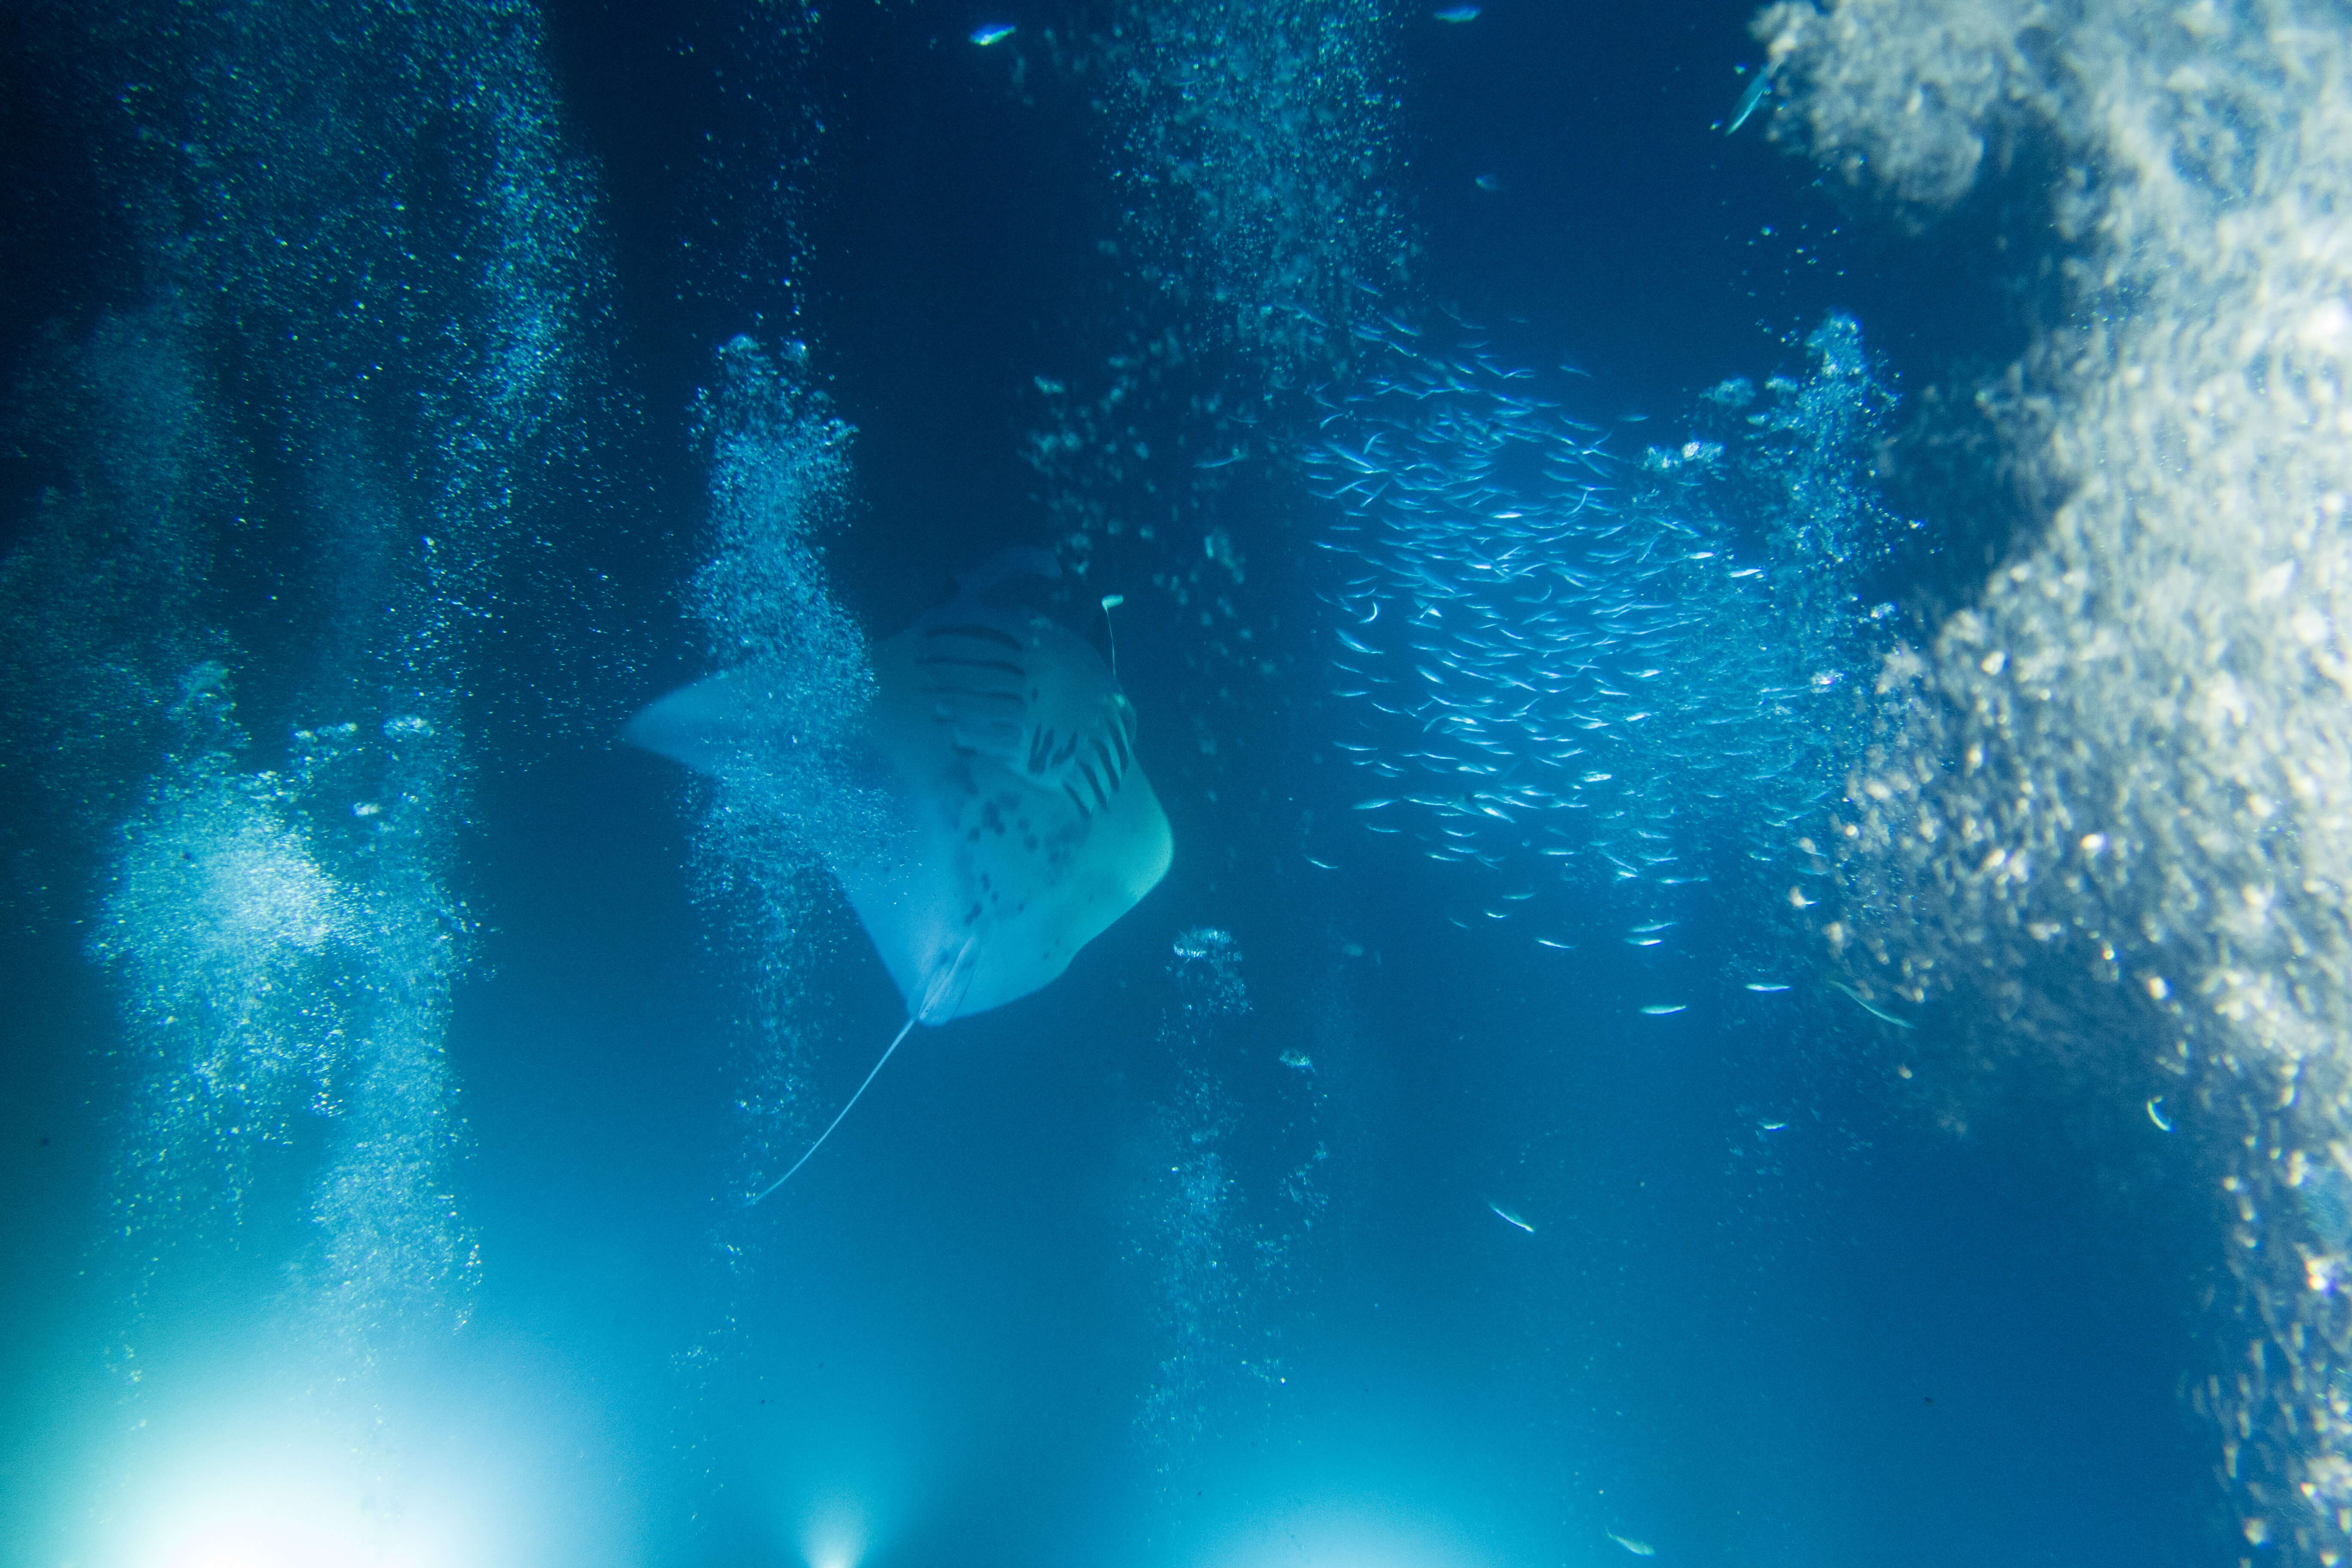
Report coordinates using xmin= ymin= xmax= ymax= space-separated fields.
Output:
xmin=1063 ymin=782 xmax=1095 ymax=819
xmin=922 ymin=683 xmax=1026 ymax=704
xmin=1077 ymin=761 xmax=1111 ymax=810
xmin=1028 ymin=727 xmax=1058 ymax=773
xmin=927 ymin=622 xmax=1027 ymax=652
xmin=917 ymin=655 xmax=1027 ymax=677
xmin=1090 ymin=735 xmax=1124 ymax=787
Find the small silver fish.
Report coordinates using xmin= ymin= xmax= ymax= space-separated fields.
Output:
xmin=1828 ymin=979 xmax=1916 ymax=1029
xmin=1745 ymin=982 xmax=1791 ymax=993
xmin=1488 ymin=1201 xmax=1534 ymax=1233
xmin=1607 ymin=1531 xmax=1656 ymax=1557
xmin=1639 ymin=1003 xmax=1686 ymax=1017
xmin=2147 ymin=1096 xmax=2173 ymax=1133
xmin=969 ymin=22 xmax=1016 ymax=45
xmin=1725 ymin=67 xmax=1771 ymax=134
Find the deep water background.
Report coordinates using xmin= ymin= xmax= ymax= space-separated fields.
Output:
xmin=0 ymin=2 xmax=2219 ymax=1565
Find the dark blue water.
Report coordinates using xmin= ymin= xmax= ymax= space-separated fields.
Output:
xmin=0 ymin=2 xmax=2231 ymax=1565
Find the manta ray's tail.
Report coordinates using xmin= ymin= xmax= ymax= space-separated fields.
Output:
xmin=746 ymin=935 xmax=980 ymax=1204
xmin=746 ymin=1016 xmax=918 ymax=1204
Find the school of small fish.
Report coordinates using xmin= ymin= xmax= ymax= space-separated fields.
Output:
xmin=1302 ymin=312 xmax=1904 ymax=938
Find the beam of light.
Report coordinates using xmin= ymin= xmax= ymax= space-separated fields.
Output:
xmin=801 ymin=1494 xmax=870 ymax=1568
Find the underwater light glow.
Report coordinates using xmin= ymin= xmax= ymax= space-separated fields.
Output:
xmin=800 ymin=1494 xmax=870 ymax=1568
xmin=142 ymin=1497 xmax=454 ymax=1568
xmin=1197 ymin=1499 xmax=1496 ymax=1568
xmin=115 ymin=1419 xmax=496 ymax=1568
xmin=156 ymin=1513 xmax=432 ymax=1568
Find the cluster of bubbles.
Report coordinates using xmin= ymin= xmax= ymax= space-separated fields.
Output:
xmin=94 ymin=694 xmax=480 ymax=1369
xmin=97 ymin=702 xmax=357 ymax=1225
xmin=4 ymin=0 xmax=603 ymax=1401
xmin=671 ymin=335 xmax=888 ymax=1200
xmin=1018 ymin=0 xmax=1410 ymax=780
xmin=1305 ymin=312 xmax=1907 ymax=924
xmin=685 ymin=336 xmax=873 ymax=817
xmin=1023 ymin=340 xmax=1273 ymax=692
xmin=1760 ymin=0 xmax=2352 ymax=1556
xmin=1130 ymin=928 xmax=1326 ymax=1467
xmin=1085 ymin=0 xmax=1406 ymax=387
xmin=46 ymin=0 xmax=605 ymax=486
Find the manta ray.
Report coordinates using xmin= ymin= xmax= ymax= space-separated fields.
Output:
xmin=625 ymin=550 xmax=1173 ymax=1196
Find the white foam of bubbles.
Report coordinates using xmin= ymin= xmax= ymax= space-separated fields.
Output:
xmin=92 ymin=751 xmax=355 ymax=1224
xmin=127 ymin=786 xmax=343 ymax=959
xmin=670 ymin=336 xmax=892 ymax=1201
xmin=1762 ymin=0 xmax=2352 ymax=1553
xmin=93 ymin=713 xmax=478 ymax=1367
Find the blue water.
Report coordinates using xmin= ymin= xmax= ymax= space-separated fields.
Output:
xmin=0 ymin=1 xmax=2258 ymax=1565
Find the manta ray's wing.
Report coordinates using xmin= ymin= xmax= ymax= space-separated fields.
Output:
xmin=623 ymin=594 xmax=1172 ymax=1026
